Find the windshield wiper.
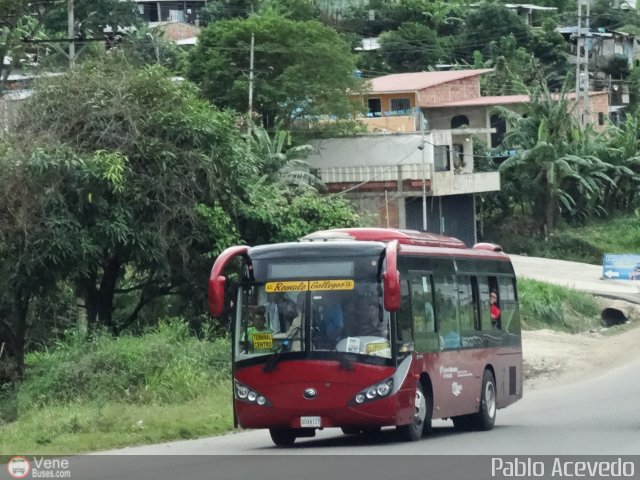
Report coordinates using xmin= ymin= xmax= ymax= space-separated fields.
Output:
xmin=263 ymin=327 xmax=300 ymax=372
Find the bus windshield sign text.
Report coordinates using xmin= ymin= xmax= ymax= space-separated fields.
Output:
xmin=265 ymin=280 xmax=355 ymax=292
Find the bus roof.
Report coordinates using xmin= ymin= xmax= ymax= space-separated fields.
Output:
xmin=302 ymin=228 xmax=467 ymax=249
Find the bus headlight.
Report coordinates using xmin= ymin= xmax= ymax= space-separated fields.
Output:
xmin=350 ymin=378 xmax=394 ymax=405
xmin=234 ymin=380 xmax=271 ymax=407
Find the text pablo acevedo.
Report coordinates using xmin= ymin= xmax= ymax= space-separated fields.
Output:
xmin=491 ymin=457 xmax=635 ymax=478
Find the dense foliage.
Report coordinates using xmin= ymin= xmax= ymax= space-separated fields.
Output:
xmin=0 ymin=56 xmax=362 ymax=382
xmin=187 ymin=11 xmax=364 ymax=128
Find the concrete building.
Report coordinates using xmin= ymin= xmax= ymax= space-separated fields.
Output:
xmin=306 ymin=70 xmax=610 ymax=246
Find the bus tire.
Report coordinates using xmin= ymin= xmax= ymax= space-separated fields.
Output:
xmin=471 ymin=369 xmax=497 ymax=431
xmin=269 ymin=428 xmax=296 ymax=446
xmin=397 ymin=382 xmax=430 ymax=441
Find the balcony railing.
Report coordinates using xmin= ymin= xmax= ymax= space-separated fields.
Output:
xmin=316 ymin=164 xmax=500 ymax=196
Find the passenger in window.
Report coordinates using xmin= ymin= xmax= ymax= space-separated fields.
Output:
xmin=490 ymin=291 xmax=501 ymax=329
xmin=314 ymin=293 xmax=344 ymax=344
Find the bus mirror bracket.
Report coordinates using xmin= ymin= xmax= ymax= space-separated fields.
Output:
xmin=208 ymin=245 xmax=249 ymax=317
xmin=383 ymin=240 xmax=400 ymax=312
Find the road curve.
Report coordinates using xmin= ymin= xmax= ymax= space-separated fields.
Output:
xmin=509 ymin=254 xmax=640 ymax=304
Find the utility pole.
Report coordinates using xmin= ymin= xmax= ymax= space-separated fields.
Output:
xmin=420 ymin=111 xmax=428 ymax=231
xmin=68 ymin=0 xmax=75 ymax=68
xmin=247 ymin=33 xmax=255 ymax=139
xmin=575 ymin=0 xmax=590 ymax=127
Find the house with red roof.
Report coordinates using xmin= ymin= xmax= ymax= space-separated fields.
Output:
xmin=307 ymin=69 xmax=609 ymax=246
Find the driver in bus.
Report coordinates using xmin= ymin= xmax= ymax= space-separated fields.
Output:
xmin=352 ymin=298 xmax=387 ymax=337
xmin=245 ymin=305 xmax=273 ymax=352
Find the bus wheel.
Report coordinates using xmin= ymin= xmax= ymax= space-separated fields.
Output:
xmin=269 ymin=428 xmax=296 ymax=447
xmin=397 ymin=382 xmax=429 ymax=441
xmin=471 ymin=369 xmax=497 ymax=431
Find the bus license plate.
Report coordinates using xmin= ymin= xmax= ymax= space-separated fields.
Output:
xmin=300 ymin=416 xmax=321 ymax=428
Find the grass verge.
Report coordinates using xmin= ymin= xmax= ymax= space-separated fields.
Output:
xmin=519 ymin=279 xmax=601 ymax=332
xmin=0 ymin=320 xmax=234 ymax=455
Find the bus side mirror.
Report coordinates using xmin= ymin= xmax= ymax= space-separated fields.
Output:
xmin=383 ymin=270 xmax=400 ymax=311
xmin=207 ymin=245 xmax=249 ymax=318
xmin=208 ymin=275 xmax=227 ymax=317
xmin=383 ymin=240 xmax=400 ymax=312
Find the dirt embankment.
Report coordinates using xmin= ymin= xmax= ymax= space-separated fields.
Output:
xmin=523 ymin=319 xmax=640 ymax=390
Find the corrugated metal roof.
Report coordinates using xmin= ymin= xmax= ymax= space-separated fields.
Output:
xmin=369 ymin=69 xmax=493 ymax=93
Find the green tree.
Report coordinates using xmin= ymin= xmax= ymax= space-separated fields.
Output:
xmin=0 ymin=143 xmax=120 ymax=379
xmin=599 ymin=118 xmax=640 ymax=212
xmin=238 ymin=187 xmax=362 ymax=245
xmin=477 ymin=35 xmax=541 ymax=96
xmin=9 ymin=58 xmax=249 ymax=335
xmin=461 ymin=3 xmax=531 ymax=62
xmin=42 ymin=0 xmax=140 ymax=38
xmin=498 ymin=84 xmax=611 ymax=236
xmin=0 ymin=0 xmax=45 ymax=85
xmin=249 ymin=126 xmax=323 ymax=192
xmin=187 ymin=11 xmax=363 ymax=128
xmin=378 ymin=22 xmax=445 ymax=72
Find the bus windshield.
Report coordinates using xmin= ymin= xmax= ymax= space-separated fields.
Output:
xmin=234 ymin=257 xmax=391 ymax=361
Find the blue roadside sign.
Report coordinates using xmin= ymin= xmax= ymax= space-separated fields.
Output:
xmin=602 ymin=253 xmax=640 ymax=280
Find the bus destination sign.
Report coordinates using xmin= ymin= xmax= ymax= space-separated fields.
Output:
xmin=265 ymin=280 xmax=355 ymax=292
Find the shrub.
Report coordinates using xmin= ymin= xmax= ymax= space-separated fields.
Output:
xmin=519 ymin=279 xmax=601 ymax=332
xmin=14 ymin=319 xmax=231 ymax=411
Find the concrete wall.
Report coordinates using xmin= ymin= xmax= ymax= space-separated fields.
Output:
xmin=425 ymin=105 xmax=489 ymax=131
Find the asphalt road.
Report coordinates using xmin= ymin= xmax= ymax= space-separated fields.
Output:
xmin=97 ymin=355 xmax=640 ymax=456
xmin=510 ymin=255 xmax=640 ymax=304
xmin=32 ymin=357 xmax=635 ymax=480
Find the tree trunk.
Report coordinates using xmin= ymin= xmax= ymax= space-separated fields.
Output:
xmin=0 ymin=288 xmax=30 ymax=383
xmin=545 ymin=195 xmax=555 ymax=241
xmin=97 ymin=255 xmax=122 ymax=335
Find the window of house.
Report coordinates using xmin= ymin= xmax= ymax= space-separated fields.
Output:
xmin=367 ymin=98 xmax=382 ymax=117
xmin=434 ymin=145 xmax=450 ymax=172
xmin=451 ymin=115 xmax=470 ymax=129
xmin=390 ymin=98 xmax=411 ymax=114
xmin=598 ymin=112 xmax=605 ymax=125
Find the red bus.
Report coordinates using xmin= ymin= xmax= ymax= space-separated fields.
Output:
xmin=208 ymin=228 xmax=522 ymax=446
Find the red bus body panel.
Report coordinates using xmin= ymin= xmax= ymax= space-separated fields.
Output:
xmin=235 ymin=360 xmax=416 ymax=429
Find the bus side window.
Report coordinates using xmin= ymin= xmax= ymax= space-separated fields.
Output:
xmin=498 ymin=277 xmax=519 ymax=335
xmin=410 ymin=273 xmax=438 ymax=353
xmin=433 ymin=273 xmax=460 ymax=350
xmin=458 ymin=275 xmax=481 ymax=348
xmin=477 ymin=276 xmax=500 ymax=330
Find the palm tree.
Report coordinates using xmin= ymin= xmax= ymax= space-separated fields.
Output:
xmin=249 ymin=126 xmax=325 ymax=193
xmin=498 ymin=83 xmax=611 ymax=237
xmin=599 ymin=118 xmax=640 ymax=212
